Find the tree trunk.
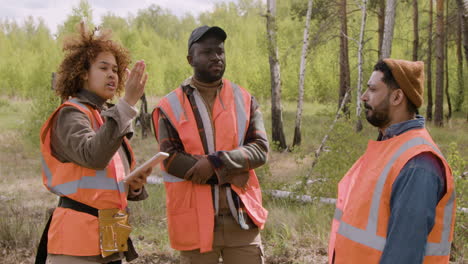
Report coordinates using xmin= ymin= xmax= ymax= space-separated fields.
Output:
xmin=51 ymin=72 xmax=56 ymax=91
xmin=378 ymin=0 xmax=386 ymax=59
xmin=456 ymin=0 xmax=468 ymax=64
xmin=380 ymin=0 xmax=397 ymax=59
xmin=338 ymin=0 xmax=351 ymax=115
xmin=266 ymin=0 xmax=287 ymax=150
xmin=293 ymin=0 xmax=313 ymax=147
xmin=427 ymin=0 xmax=434 ymax=121
xmin=356 ymin=0 xmax=368 ymax=132
xmin=434 ymin=0 xmax=445 ymax=127
xmin=455 ymin=0 xmax=465 ymax=112
xmin=412 ymin=0 xmax=419 ymax=61
xmin=445 ymin=0 xmax=451 ymax=120
xmin=137 ymin=93 xmax=151 ymax=139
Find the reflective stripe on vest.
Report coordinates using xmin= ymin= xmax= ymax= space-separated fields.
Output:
xmin=41 ymin=157 xmax=126 ymax=196
xmin=335 ymin=137 xmax=454 ymax=256
xmin=232 ymin=83 xmax=248 ymax=146
xmin=193 ymin=89 xmax=215 ymax=153
xmin=166 ymin=91 xmax=187 ymax=123
xmin=191 ymin=83 xmax=249 ymax=220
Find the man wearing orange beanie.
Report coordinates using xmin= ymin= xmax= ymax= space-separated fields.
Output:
xmin=328 ymin=59 xmax=455 ymax=264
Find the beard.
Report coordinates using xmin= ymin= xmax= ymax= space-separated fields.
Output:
xmin=193 ymin=61 xmax=226 ymax=83
xmin=364 ymin=96 xmax=391 ymax=128
xmin=196 ymin=68 xmax=225 ymax=83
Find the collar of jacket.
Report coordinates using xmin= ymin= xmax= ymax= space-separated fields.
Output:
xmin=378 ymin=115 xmax=426 ymax=141
xmin=76 ymin=89 xmax=112 ymax=112
xmin=181 ymin=76 xmax=223 ymax=94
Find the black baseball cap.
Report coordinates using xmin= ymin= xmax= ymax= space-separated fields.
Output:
xmin=187 ymin=25 xmax=227 ymax=52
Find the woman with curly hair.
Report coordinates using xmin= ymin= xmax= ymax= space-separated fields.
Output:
xmin=36 ymin=22 xmax=151 ymax=264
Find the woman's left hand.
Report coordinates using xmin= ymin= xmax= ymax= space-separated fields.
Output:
xmin=128 ymin=167 xmax=152 ymax=191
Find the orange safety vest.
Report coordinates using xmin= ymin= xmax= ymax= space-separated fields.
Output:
xmin=40 ymin=98 xmax=135 ymax=256
xmin=153 ymin=79 xmax=268 ymax=253
xmin=328 ymin=128 xmax=455 ymax=264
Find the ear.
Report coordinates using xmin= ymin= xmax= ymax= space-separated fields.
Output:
xmin=82 ymin=72 xmax=88 ymax=81
xmin=187 ymin=55 xmax=193 ymax=66
xmin=390 ymin=89 xmax=405 ymax=106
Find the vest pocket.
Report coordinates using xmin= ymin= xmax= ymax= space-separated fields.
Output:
xmin=167 ymin=207 xmax=200 ymax=249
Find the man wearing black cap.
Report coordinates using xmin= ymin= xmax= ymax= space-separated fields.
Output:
xmin=327 ymin=59 xmax=455 ymax=264
xmin=152 ymin=26 xmax=268 ymax=263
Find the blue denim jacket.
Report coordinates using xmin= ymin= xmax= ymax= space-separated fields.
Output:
xmin=378 ymin=116 xmax=446 ymax=264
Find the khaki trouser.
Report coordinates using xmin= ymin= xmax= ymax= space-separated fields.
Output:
xmin=180 ymin=213 xmax=264 ymax=264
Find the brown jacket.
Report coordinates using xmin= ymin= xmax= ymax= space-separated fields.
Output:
xmin=49 ymin=89 xmax=147 ymax=262
xmin=156 ymin=77 xmax=269 ymax=216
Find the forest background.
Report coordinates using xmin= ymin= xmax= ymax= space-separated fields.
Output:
xmin=0 ymin=0 xmax=466 ymax=263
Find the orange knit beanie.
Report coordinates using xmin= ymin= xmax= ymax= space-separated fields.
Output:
xmin=383 ymin=59 xmax=425 ymax=108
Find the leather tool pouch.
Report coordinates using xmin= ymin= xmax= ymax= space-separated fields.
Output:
xmin=98 ymin=208 xmax=132 ymax=258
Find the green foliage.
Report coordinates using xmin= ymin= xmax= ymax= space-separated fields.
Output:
xmin=25 ymin=90 xmax=60 ymax=147
xmin=445 ymin=141 xmax=467 ymax=258
xmin=446 ymin=142 xmax=467 ymax=180
xmin=57 ymin=0 xmax=94 ymax=37
xmin=0 ymin=17 xmax=60 ymax=98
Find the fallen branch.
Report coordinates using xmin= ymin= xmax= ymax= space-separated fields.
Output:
xmin=267 ymin=189 xmax=336 ymax=204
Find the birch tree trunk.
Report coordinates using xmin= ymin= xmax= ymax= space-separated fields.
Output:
xmin=434 ymin=0 xmax=445 ymax=127
xmin=412 ymin=0 xmax=419 ymax=61
xmin=380 ymin=0 xmax=397 ymax=59
xmin=339 ymin=0 xmax=351 ymax=115
xmin=455 ymin=0 xmax=465 ymax=112
xmin=356 ymin=0 xmax=368 ymax=132
xmin=266 ymin=0 xmax=287 ymax=150
xmin=427 ymin=0 xmax=434 ymax=121
xmin=293 ymin=0 xmax=313 ymax=147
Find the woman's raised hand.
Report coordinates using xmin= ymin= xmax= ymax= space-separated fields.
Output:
xmin=123 ymin=60 xmax=148 ymax=106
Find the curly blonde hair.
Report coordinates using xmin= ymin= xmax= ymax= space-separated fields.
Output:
xmin=55 ymin=22 xmax=130 ymax=101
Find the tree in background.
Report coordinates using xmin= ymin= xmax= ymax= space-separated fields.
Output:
xmin=426 ymin=0 xmax=434 ymax=121
xmin=456 ymin=0 xmax=468 ymax=64
xmin=434 ymin=0 xmax=445 ymax=127
xmin=266 ymin=0 xmax=287 ymax=150
xmin=412 ymin=0 xmax=419 ymax=61
xmin=380 ymin=0 xmax=397 ymax=58
xmin=454 ymin=0 xmax=465 ymax=112
xmin=57 ymin=0 xmax=93 ymax=37
xmin=338 ymin=0 xmax=351 ymax=116
xmin=444 ymin=0 xmax=452 ymax=120
xmin=377 ymin=0 xmax=386 ymax=58
xmin=355 ymin=0 xmax=369 ymax=132
xmin=293 ymin=0 xmax=313 ymax=147
xmin=367 ymin=0 xmax=385 ymax=58
xmin=0 ymin=17 xmax=59 ymax=98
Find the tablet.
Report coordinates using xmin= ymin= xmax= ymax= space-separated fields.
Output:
xmin=124 ymin=152 xmax=169 ymax=182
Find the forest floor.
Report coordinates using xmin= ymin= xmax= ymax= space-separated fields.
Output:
xmin=0 ymin=96 xmax=465 ymax=263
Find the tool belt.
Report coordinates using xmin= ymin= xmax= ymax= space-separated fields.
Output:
xmin=99 ymin=208 xmax=132 ymax=258
xmin=35 ymin=196 xmax=138 ymax=264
